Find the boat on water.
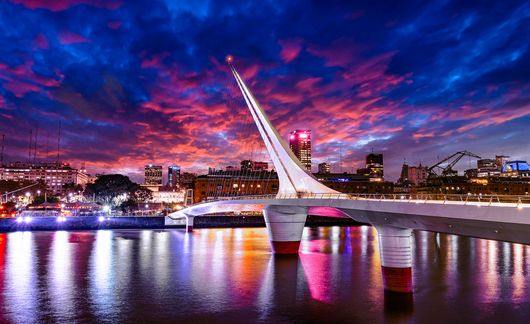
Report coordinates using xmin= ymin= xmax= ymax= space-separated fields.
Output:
xmin=19 ymin=202 xmax=63 ymax=217
xmin=16 ymin=202 xmax=105 ymax=223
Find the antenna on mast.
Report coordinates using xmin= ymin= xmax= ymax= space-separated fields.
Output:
xmin=1 ymin=134 xmax=4 ymax=166
xmin=33 ymin=125 xmax=39 ymax=163
xmin=56 ymin=122 xmax=61 ymax=164
xmin=28 ymin=129 xmax=33 ymax=163
xmin=45 ymin=131 xmax=50 ymax=163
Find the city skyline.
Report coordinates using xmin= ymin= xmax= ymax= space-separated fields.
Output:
xmin=1 ymin=1 xmax=530 ymax=182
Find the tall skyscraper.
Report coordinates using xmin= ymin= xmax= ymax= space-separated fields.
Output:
xmin=366 ymin=153 xmax=384 ymax=180
xmin=144 ymin=164 xmax=163 ymax=186
xmin=289 ymin=130 xmax=311 ymax=171
xmin=318 ymin=162 xmax=331 ymax=174
xmin=167 ymin=165 xmax=181 ymax=188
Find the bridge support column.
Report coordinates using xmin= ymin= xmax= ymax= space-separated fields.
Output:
xmin=375 ymin=226 xmax=413 ymax=293
xmin=185 ymin=215 xmax=195 ymax=232
xmin=263 ymin=205 xmax=308 ymax=254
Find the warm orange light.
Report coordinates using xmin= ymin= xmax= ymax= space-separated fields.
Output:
xmin=225 ymin=55 xmax=234 ymax=64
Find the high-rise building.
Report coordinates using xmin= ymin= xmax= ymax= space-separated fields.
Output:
xmin=318 ymin=162 xmax=331 ymax=174
xmin=144 ymin=164 xmax=163 ymax=186
xmin=289 ymin=130 xmax=311 ymax=171
xmin=167 ymin=165 xmax=181 ymax=188
xmin=366 ymin=153 xmax=384 ymax=180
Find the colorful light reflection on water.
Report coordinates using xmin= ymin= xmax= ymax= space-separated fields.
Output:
xmin=1 ymin=227 xmax=530 ymax=322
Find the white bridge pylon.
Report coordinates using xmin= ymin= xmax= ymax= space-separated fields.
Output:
xmin=229 ymin=62 xmax=338 ymax=197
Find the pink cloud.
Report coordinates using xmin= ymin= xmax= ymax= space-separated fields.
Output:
xmin=278 ymin=39 xmax=303 ymax=63
xmin=10 ymin=0 xmax=122 ymax=11
xmin=0 ymin=60 xmax=62 ymax=97
xmin=412 ymin=132 xmax=435 ymax=140
xmin=140 ymin=52 xmax=170 ymax=69
xmin=59 ymin=31 xmax=90 ymax=44
xmin=3 ymin=80 xmax=41 ymax=98
xmin=296 ymin=77 xmax=322 ymax=91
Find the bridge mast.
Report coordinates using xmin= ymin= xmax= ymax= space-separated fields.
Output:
xmin=227 ymin=56 xmax=337 ymax=196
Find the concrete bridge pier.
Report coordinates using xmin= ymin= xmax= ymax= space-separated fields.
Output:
xmin=185 ymin=215 xmax=195 ymax=232
xmin=263 ymin=205 xmax=308 ymax=254
xmin=375 ymin=226 xmax=413 ymax=293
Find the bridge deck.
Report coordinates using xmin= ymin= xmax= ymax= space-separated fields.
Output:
xmin=167 ymin=193 xmax=530 ymax=244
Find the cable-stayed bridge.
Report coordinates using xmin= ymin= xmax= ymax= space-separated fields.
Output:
xmin=167 ymin=60 xmax=530 ymax=293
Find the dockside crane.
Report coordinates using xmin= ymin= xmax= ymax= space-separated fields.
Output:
xmin=428 ymin=151 xmax=481 ymax=177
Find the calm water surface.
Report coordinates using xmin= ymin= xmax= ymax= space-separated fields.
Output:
xmin=0 ymin=226 xmax=529 ymax=323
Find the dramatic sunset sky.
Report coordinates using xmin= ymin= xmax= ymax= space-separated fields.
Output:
xmin=1 ymin=0 xmax=529 ymax=182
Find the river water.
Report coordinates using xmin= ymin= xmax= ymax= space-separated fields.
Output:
xmin=0 ymin=226 xmax=529 ymax=323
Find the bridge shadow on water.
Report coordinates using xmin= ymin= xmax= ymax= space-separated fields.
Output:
xmin=254 ymin=226 xmax=415 ymax=322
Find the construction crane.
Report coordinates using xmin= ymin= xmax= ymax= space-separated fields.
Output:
xmin=428 ymin=151 xmax=481 ymax=177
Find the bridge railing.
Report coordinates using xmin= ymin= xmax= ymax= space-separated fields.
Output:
xmin=200 ymin=193 xmax=530 ymax=206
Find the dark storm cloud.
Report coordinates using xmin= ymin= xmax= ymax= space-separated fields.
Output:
xmin=0 ymin=0 xmax=529 ymax=181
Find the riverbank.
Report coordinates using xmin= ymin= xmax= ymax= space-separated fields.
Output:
xmin=0 ymin=215 xmax=362 ymax=232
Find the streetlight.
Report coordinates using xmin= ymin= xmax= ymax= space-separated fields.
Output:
xmin=37 ymin=190 xmax=41 ymax=195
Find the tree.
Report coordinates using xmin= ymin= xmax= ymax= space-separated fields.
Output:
xmin=134 ymin=187 xmax=153 ymax=203
xmin=32 ymin=195 xmax=60 ymax=204
xmin=84 ymin=174 xmax=151 ymax=208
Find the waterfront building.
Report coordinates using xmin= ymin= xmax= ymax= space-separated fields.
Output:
xmin=366 ymin=153 xmax=384 ymax=180
xmin=501 ymin=161 xmax=530 ymax=178
xmin=167 ymin=165 xmax=181 ymax=188
xmin=225 ymin=165 xmax=239 ymax=172
xmin=477 ymin=159 xmax=500 ymax=177
xmin=408 ymin=164 xmax=428 ymax=185
xmin=152 ymin=189 xmax=186 ymax=204
xmin=193 ymin=170 xmax=279 ymax=203
xmin=496 ymin=155 xmax=510 ymax=169
xmin=356 ymin=167 xmax=371 ymax=177
xmin=144 ymin=164 xmax=163 ymax=187
xmin=398 ymin=163 xmax=409 ymax=184
xmin=0 ymin=161 xmax=88 ymax=194
xmin=240 ymin=160 xmax=268 ymax=172
xmin=289 ymin=130 xmax=312 ymax=171
xmin=398 ymin=163 xmax=428 ymax=185
xmin=318 ymin=162 xmax=331 ymax=174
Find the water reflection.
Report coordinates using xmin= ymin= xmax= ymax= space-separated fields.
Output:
xmin=0 ymin=227 xmax=529 ymax=322
xmin=49 ymin=231 xmax=74 ymax=319
xmin=89 ymin=230 xmax=115 ymax=319
xmin=5 ymin=232 xmax=37 ymax=323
